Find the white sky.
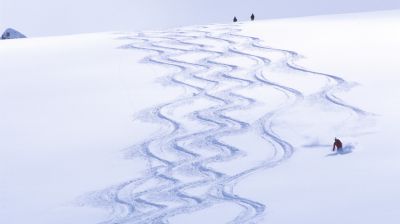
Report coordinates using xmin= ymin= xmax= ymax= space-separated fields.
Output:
xmin=1 ymin=0 xmax=400 ymax=37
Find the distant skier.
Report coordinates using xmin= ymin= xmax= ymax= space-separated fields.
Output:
xmin=251 ymin=13 xmax=255 ymax=21
xmin=332 ymin=138 xmax=343 ymax=151
xmin=233 ymin=16 xmax=238 ymax=22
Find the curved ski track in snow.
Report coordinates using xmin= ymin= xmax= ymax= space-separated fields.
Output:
xmin=86 ymin=24 xmax=369 ymax=223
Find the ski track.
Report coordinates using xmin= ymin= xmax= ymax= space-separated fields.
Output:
xmin=84 ymin=24 xmax=370 ymax=224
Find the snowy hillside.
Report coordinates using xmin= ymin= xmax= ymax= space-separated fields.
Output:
xmin=1 ymin=10 xmax=399 ymax=224
xmin=1 ymin=28 xmax=26 ymax=39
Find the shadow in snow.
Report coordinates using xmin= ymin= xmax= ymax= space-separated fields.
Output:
xmin=326 ymin=144 xmax=354 ymax=156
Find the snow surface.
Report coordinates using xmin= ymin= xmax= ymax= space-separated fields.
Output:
xmin=1 ymin=10 xmax=400 ymax=224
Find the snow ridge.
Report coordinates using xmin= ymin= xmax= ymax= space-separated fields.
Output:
xmin=82 ymin=24 xmax=369 ymax=223
xmin=1 ymin=28 xmax=26 ymax=39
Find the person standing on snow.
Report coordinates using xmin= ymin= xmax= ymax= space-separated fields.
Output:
xmin=332 ymin=138 xmax=343 ymax=151
xmin=251 ymin=13 xmax=255 ymax=21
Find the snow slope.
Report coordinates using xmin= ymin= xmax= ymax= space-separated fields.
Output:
xmin=0 ymin=10 xmax=399 ymax=224
xmin=240 ymin=10 xmax=400 ymax=224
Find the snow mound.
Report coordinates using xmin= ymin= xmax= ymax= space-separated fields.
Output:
xmin=1 ymin=28 xmax=26 ymax=40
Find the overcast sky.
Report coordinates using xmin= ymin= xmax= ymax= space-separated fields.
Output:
xmin=1 ymin=0 xmax=399 ymax=37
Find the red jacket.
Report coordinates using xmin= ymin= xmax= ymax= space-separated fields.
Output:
xmin=333 ymin=139 xmax=343 ymax=151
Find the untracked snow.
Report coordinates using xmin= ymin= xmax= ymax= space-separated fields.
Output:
xmin=1 ymin=10 xmax=399 ymax=224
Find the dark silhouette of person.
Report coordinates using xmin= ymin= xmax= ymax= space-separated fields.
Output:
xmin=233 ymin=16 xmax=238 ymax=22
xmin=251 ymin=13 xmax=255 ymax=21
xmin=332 ymin=138 xmax=343 ymax=151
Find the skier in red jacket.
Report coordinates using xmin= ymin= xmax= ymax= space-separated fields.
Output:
xmin=332 ymin=138 xmax=343 ymax=151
